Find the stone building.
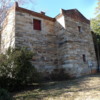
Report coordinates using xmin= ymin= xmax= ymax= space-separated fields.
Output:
xmin=0 ymin=2 xmax=97 ymax=77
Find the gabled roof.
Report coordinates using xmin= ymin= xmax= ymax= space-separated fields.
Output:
xmin=62 ymin=9 xmax=90 ymax=24
xmin=15 ymin=2 xmax=55 ymax=22
xmin=14 ymin=2 xmax=90 ymax=24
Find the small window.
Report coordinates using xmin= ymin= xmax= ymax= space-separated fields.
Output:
xmin=83 ymin=54 xmax=86 ymax=62
xmin=78 ymin=26 xmax=82 ymax=32
xmin=33 ymin=19 xmax=41 ymax=30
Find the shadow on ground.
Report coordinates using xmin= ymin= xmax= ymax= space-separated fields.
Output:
xmin=14 ymin=73 xmax=100 ymax=100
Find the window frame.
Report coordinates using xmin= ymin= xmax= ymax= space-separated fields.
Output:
xmin=78 ymin=26 xmax=82 ymax=33
xmin=82 ymin=54 xmax=86 ymax=62
xmin=33 ymin=19 xmax=41 ymax=31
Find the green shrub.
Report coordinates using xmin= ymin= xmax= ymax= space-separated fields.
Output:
xmin=0 ymin=47 xmax=41 ymax=91
xmin=50 ymin=68 xmax=70 ymax=81
xmin=0 ymin=88 xmax=13 ymax=100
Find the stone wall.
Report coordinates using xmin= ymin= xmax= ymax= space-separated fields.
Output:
xmin=0 ymin=3 xmax=97 ymax=77
xmin=15 ymin=11 xmax=57 ymax=73
xmin=56 ymin=12 xmax=97 ymax=77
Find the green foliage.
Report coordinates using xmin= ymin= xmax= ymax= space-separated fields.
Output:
xmin=0 ymin=47 xmax=41 ymax=91
xmin=95 ymin=0 xmax=100 ymax=14
xmin=50 ymin=68 xmax=70 ymax=81
xmin=91 ymin=0 xmax=100 ymax=35
xmin=0 ymin=88 xmax=13 ymax=100
xmin=91 ymin=15 xmax=100 ymax=35
xmin=91 ymin=0 xmax=100 ymax=68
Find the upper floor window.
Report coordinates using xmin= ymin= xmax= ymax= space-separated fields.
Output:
xmin=78 ymin=26 xmax=82 ymax=33
xmin=83 ymin=54 xmax=86 ymax=62
xmin=33 ymin=19 xmax=41 ymax=30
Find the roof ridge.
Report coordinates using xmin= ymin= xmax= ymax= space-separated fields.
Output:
xmin=14 ymin=2 xmax=55 ymax=22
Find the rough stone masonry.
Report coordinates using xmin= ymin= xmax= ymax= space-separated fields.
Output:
xmin=0 ymin=2 xmax=97 ymax=77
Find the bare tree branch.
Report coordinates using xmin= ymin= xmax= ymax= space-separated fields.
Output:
xmin=0 ymin=0 xmax=35 ymax=26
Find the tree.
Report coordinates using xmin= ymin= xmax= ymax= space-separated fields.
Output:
xmin=0 ymin=0 xmax=35 ymax=52
xmin=91 ymin=0 xmax=100 ymax=71
xmin=96 ymin=0 xmax=100 ymax=14
xmin=91 ymin=0 xmax=100 ymax=34
xmin=0 ymin=48 xmax=41 ymax=91
xmin=0 ymin=88 xmax=13 ymax=100
xmin=0 ymin=0 xmax=35 ymax=26
xmin=91 ymin=0 xmax=100 ymax=35
xmin=91 ymin=16 xmax=100 ymax=35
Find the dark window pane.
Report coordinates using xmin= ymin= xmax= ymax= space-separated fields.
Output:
xmin=33 ymin=19 xmax=41 ymax=30
xmin=83 ymin=54 xmax=86 ymax=62
xmin=78 ymin=26 xmax=81 ymax=32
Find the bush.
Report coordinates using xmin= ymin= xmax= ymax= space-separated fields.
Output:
xmin=0 ymin=47 xmax=41 ymax=91
xmin=50 ymin=68 xmax=70 ymax=81
xmin=0 ymin=88 xmax=13 ymax=100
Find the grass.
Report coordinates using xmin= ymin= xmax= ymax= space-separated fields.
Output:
xmin=13 ymin=74 xmax=100 ymax=100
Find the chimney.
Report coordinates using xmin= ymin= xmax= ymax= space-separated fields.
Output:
xmin=60 ymin=9 xmax=64 ymax=14
xmin=15 ymin=2 xmax=19 ymax=7
xmin=41 ymin=11 xmax=45 ymax=15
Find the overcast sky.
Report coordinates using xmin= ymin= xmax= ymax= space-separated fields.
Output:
xmin=21 ymin=0 xmax=98 ymax=20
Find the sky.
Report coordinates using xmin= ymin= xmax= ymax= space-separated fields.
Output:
xmin=22 ymin=0 xmax=98 ymax=20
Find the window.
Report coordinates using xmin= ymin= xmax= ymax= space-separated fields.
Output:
xmin=78 ymin=26 xmax=82 ymax=32
xmin=83 ymin=54 xmax=86 ymax=62
xmin=33 ymin=19 xmax=41 ymax=30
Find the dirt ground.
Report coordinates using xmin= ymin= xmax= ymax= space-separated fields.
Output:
xmin=14 ymin=74 xmax=100 ymax=100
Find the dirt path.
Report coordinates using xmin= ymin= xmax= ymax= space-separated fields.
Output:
xmin=14 ymin=74 xmax=100 ymax=100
